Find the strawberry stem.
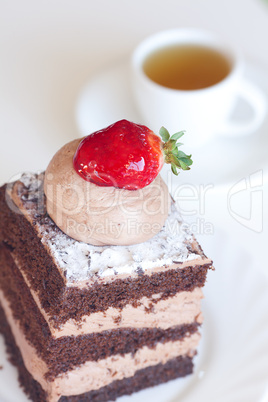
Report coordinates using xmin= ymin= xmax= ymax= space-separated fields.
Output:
xmin=159 ymin=127 xmax=193 ymax=176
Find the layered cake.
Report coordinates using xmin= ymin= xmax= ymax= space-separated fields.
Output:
xmin=0 ymin=120 xmax=213 ymax=401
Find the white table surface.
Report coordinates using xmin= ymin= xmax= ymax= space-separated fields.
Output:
xmin=0 ymin=2 xmax=268 ymax=401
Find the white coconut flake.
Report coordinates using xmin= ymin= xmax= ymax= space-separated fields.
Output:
xmin=40 ymin=205 xmax=201 ymax=283
xmin=17 ymin=173 xmax=202 ymax=284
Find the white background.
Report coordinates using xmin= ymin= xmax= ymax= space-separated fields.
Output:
xmin=0 ymin=1 xmax=268 ymax=401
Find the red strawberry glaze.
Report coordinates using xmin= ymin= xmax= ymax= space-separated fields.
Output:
xmin=73 ymin=120 xmax=164 ymax=190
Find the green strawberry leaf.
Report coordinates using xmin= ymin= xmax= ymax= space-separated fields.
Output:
xmin=160 ymin=127 xmax=193 ymax=176
xmin=169 ymin=139 xmax=177 ymax=150
xmin=170 ymin=131 xmax=185 ymax=140
xmin=171 ymin=156 xmax=181 ymax=167
xmin=179 ymin=157 xmax=193 ymax=166
xmin=179 ymin=160 xmax=190 ymax=170
xmin=159 ymin=127 xmax=170 ymax=142
xmin=171 ymin=164 xmax=178 ymax=175
xmin=177 ymin=150 xmax=191 ymax=159
xmin=171 ymin=145 xmax=184 ymax=156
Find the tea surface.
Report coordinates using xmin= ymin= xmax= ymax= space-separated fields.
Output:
xmin=143 ymin=45 xmax=231 ymax=90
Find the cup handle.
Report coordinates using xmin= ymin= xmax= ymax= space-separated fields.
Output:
xmin=218 ymin=79 xmax=267 ymax=137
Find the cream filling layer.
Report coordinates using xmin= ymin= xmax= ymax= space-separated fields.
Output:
xmin=15 ymin=263 xmax=203 ymax=337
xmin=0 ymin=290 xmax=200 ymax=402
xmin=53 ymin=288 xmax=204 ymax=337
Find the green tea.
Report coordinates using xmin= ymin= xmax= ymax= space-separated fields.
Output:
xmin=143 ymin=44 xmax=231 ymax=90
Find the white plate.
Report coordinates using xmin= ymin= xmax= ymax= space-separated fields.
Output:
xmin=1 ymin=229 xmax=268 ymax=402
xmin=75 ymin=61 xmax=268 ymax=190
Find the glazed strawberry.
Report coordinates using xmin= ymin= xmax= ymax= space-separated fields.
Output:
xmin=73 ymin=119 xmax=192 ymax=190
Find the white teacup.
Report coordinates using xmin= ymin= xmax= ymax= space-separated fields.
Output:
xmin=131 ymin=29 xmax=267 ymax=148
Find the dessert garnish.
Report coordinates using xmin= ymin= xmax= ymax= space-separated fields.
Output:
xmin=73 ymin=119 xmax=192 ymax=190
xmin=0 ymin=120 xmax=211 ymax=402
xmin=44 ymin=120 xmax=192 ymax=246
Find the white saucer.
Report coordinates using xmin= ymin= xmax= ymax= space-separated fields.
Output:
xmin=1 ymin=229 xmax=268 ymax=402
xmin=75 ymin=61 xmax=268 ymax=190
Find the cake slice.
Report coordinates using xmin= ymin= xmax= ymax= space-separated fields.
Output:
xmin=0 ymin=120 xmax=213 ymax=401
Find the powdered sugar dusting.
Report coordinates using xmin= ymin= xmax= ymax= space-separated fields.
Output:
xmin=16 ymin=173 xmax=202 ymax=284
